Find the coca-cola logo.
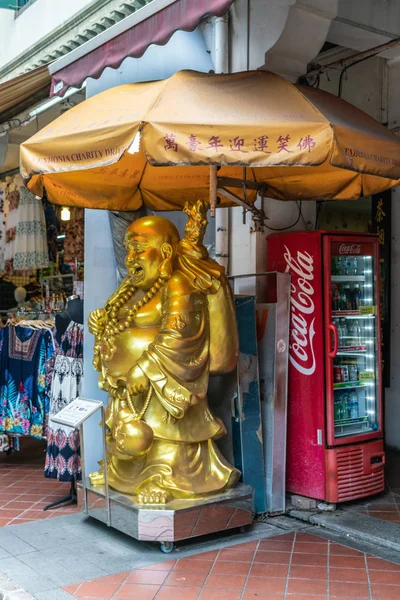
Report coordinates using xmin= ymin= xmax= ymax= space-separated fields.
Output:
xmin=284 ymin=246 xmax=316 ymax=376
xmin=339 ymin=244 xmax=361 ymax=255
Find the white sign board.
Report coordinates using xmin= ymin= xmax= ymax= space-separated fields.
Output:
xmin=51 ymin=397 xmax=103 ymax=429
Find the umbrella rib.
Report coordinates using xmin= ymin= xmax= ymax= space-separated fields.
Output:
xmin=217 ymin=186 xmax=266 ymax=223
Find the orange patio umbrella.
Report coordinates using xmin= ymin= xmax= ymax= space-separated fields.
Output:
xmin=20 ymin=70 xmax=400 ymax=214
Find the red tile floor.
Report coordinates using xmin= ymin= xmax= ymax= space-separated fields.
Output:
xmin=63 ymin=531 xmax=400 ymax=600
xmin=0 ymin=439 xmax=79 ymax=526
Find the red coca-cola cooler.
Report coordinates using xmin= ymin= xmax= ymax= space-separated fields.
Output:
xmin=267 ymin=231 xmax=385 ymax=503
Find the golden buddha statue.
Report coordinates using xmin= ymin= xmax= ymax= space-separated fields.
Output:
xmin=88 ymin=200 xmax=240 ymax=504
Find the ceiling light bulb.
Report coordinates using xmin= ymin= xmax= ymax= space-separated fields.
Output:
xmin=61 ymin=207 xmax=71 ymax=221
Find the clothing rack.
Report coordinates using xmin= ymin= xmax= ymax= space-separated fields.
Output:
xmin=0 ymin=167 xmax=20 ymax=178
xmin=44 ymin=481 xmax=77 ymax=511
xmin=2 ymin=309 xmax=56 ymax=321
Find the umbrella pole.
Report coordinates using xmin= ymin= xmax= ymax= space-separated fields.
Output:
xmin=209 ymin=166 xmax=218 ymax=218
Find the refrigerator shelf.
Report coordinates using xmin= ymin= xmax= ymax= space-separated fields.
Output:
xmin=333 ymin=382 xmax=369 ymax=390
xmin=332 ymin=310 xmax=375 ymax=318
xmin=335 ymin=417 xmax=369 ymax=426
xmin=338 ymin=345 xmax=367 ymax=352
xmin=331 ymin=275 xmax=365 ymax=282
xmin=337 ymin=351 xmax=367 ymax=357
xmin=335 ymin=427 xmax=373 ymax=438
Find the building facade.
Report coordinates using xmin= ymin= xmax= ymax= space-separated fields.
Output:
xmin=1 ymin=0 xmax=400 ymax=455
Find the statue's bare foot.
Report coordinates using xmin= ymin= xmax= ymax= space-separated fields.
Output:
xmin=136 ymin=486 xmax=172 ymax=505
xmin=89 ymin=462 xmax=106 ymax=486
xmin=89 ymin=470 xmax=105 ymax=486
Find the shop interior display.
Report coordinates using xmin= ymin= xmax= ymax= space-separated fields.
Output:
xmin=54 ymin=295 xmax=83 ymax=342
xmin=0 ymin=274 xmax=16 ymax=311
xmin=0 ymin=174 xmax=49 ymax=275
xmin=88 ymin=200 xmax=240 ymax=503
xmin=0 ymin=172 xmax=85 ymax=509
xmin=44 ymin=296 xmax=84 ymax=509
xmin=0 ymin=318 xmax=55 ymax=443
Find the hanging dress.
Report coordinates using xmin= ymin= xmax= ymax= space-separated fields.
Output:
xmin=13 ymin=187 xmax=49 ymax=271
xmin=4 ymin=189 xmax=19 ymax=274
xmin=61 ymin=207 xmax=84 ymax=263
xmin=0 ymin=325 xmax=55 ymax=438
xmin=42 ymin=197 xmax=58 ymax=264
xmin=44 ymin=321 xmax=84 ymax=482
xmin=0 ymin=187 xmax=9 ymax=272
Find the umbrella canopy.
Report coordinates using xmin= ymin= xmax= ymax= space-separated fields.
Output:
xmin=20 ymin=70 xmax=400 ymax=212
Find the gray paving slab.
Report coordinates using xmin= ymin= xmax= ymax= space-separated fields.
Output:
xmin=0 ymin=557 xmax=56 ymax=595
xmin=0 ymin=549 xmax=11 ymax=561
xmin=42 ymin=554 xmax=108 ymax=581
xmin=2 ymin=593 xmax=34 ymax=600
xmin=1 ymin=591 xmax=34 ymax=600
xmin=34 ymin=590 xmax=74 ymax=600
xmin=0 ymin=532 xmax=34 ymax=557
xmin=7 ymin=522 xmax=83 ymax=552
xmin=0 ymin=572 xmax=34 ymax=600
xmin=16 ymin=552 xmax=83 ymax=587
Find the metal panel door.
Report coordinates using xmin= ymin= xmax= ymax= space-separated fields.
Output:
xmin=234 ymin=295 xmax=265 ymax=514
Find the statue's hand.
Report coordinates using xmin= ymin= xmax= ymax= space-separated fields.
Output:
xmin=126 ymin=364 xmax=150 ymax=396
xmin=88 ymin=308 xmax=107 ymax=336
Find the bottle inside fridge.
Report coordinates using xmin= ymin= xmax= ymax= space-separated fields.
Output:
xmin=330 ymin=247 xmax=379 ymax=439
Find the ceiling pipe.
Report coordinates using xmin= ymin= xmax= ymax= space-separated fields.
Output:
xmin=214 ymin=14 xmax=230 ymax=273
xmin=301 ymin=37 xmax=400 ymax=81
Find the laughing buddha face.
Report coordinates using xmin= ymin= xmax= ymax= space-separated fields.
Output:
xmin=124 ymin=216 xmax=180 ymax=290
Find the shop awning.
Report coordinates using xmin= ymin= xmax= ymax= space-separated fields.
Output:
xmin=21 ymin=70 xmax=400 ymax=211
xmin=0 ymin=65 xmax=51 ymax=124
xmin=49 ymin=0 xmax=234 ymax=98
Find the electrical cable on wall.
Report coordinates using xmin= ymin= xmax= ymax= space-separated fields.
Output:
xmin=264 ymin=201 xmax=303 ymax=231
xmin=338 ymin=54 xmax=372 ymax=97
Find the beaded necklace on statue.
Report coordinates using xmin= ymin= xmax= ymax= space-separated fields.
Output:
xmin=101 ymin=275 xmax=165 ymax=361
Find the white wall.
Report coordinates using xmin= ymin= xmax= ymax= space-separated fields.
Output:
xmin=337 ymin=0 xmax=400 ymax=39
xmin=230 ymin=200 xmax=316 ymax=297
xmin=384 ymin=59 xmax=400 ymax=450
xmin=228 ymin=0 xmax=336 ymax=292
xmin=318 ymin=51 xmax=400 ymax=449
xmin=0 ymin=0 xmax=92 ymax=70
xmin=230 ymin=0 xmax=337 ymax=78
xmin=385 ymin=186 xmax=400 ymax=450
xmin=82 ymin=210 xmax=118 ymax=475
xmin=318 ymin=55 xmax=387 ymax=124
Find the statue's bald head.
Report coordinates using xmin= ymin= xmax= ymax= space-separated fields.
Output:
xmin=125 ymin=216 xmax=180 ymax=249
xmin=124 ymin=216 xmax=180 ymax=290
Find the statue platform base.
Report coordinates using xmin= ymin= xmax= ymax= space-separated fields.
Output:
xmin=77 ymin=482 xmax=254 ymax=552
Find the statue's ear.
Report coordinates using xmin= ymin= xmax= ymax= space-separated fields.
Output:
xmin=159 ymin=243 xmax=174 ymax=280
xmin=160 ymin=242 xmax=173 ymax=259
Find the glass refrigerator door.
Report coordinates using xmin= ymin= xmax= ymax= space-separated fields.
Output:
xmin=325 ymin=237 xmax=381 ymax=445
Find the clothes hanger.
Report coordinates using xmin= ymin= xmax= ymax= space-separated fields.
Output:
xmin=13 ymin=174 xmax=23 ymax=189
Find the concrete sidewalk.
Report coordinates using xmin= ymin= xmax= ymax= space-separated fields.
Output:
xmin=0 ymin=573 xmax=34 ymax=600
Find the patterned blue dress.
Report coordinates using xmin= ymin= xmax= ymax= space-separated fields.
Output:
xmin=0 ymin=325 xmax=55 ymax=439
xmin=44 ymin=322 xmax=84 ymax=482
